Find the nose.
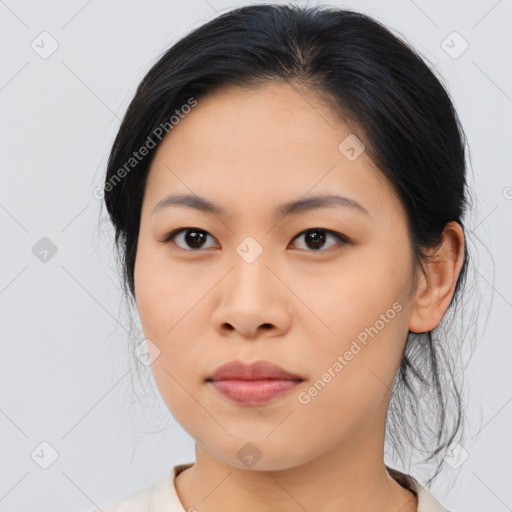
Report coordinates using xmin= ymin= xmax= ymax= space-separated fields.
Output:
xmin=211 ymin=252 xmax=293 ymax=340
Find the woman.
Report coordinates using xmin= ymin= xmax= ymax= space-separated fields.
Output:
xmin=95 ymin=4 xmax=471 ymax=511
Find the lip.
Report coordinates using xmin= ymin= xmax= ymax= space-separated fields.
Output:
xmin=206 ymin=360 xmax=304 ymax=405
xmin=207 ymin=360 xmax=303 ymax=381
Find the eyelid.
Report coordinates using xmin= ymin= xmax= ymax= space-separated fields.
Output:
xmin=161 ymin=227 xmax=350 ymax=251
xmin=160 ymin=227 xmax=219 ymax=247
xmin=289 ymin=229 xmax=349 ymax=250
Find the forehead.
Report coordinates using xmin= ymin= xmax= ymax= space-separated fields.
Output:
xmin=143 ymin=82 xmax=400 ymax=220
xmin=167 ymin=81 xmax=348 ymax=153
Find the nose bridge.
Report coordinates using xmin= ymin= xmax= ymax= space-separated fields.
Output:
xmin=228 ymin=237 xmax=275 ymax=305
xmin=211 ymin=236 xmax=291 ymax=336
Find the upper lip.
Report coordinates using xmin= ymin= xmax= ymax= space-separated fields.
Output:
xmin=207 ymin=360 xmax=303 ymax=381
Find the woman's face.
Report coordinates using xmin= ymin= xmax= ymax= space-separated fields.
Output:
xmin=134 ymin=82 xmax=418 ymax=470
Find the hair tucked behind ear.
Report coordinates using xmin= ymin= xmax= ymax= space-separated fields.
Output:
xmin=102 ymin=3 xmax=479 ymax=486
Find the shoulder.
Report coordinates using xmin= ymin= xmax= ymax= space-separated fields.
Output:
xmin=409 ymin=476 xmax=453 ymax=512
xmin=387 ymin=467 xmax=451 ymax=512
xmin=83 ymin=463 xmax=193 ymax=512
xmin=86 ymin=475 xmax=169 ymax=512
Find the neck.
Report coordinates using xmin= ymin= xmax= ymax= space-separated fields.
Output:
xmin=174 ymin=418 xmax=418 ymax=512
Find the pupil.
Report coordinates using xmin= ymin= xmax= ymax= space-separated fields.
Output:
xmin=186 ymin=230 xmax=205 ymax=248
xmin=307 ymin=230 xmax=325 ymax=249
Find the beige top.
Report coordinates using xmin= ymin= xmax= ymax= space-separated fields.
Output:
xmin=90 ymin=462 xmax=450 ymax=512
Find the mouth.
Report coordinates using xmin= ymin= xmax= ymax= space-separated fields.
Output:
xmin=207 ymin=378 xmax=303 ymax=405
xmin=205 ymin=360 xmax=304 ymax=405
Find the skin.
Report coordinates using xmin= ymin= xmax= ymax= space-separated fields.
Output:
xmin=133 ymin=81 xmax=465 ymax=512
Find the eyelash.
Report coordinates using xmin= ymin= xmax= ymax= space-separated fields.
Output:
xmin=161 ymin=227 xmax=350 ymax=252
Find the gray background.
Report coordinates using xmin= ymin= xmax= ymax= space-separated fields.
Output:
xmin=1 ymin=1 xmax=511 ymax=511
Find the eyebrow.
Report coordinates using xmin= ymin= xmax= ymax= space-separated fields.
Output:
xmin=151 ymin=193 xmax=370 ymax=218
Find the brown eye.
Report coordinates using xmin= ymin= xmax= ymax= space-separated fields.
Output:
xmin=162 ymin=227 xmax=349 ymax=252
xmin=290 ymin=229 xmax=348 ymax=251
xmin=163 ymin=228 xmax=218 ymax=250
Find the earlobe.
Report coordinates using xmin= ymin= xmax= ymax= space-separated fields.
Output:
xmin=408 ymin=221 xmax=465 ymax=334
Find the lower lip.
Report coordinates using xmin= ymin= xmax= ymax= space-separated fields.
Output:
xmin=209 ymin=379 xmax=301 ymax=404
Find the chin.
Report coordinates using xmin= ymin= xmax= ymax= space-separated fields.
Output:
xmin=206 ymin=438 xmax=314 ymax=472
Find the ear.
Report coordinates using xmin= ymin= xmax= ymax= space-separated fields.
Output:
xmin=409 ymin=221 xmax=465 ymax=334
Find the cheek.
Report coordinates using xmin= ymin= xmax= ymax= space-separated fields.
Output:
xmin=315 ymin=254 xmax=404 ymax=336
xmin=308 ymin=249 xmax=411 ymax=390
xmin=299 ymin=301 xmax=409 ymax=439
xmin=134 ymin=239 xmax=191 ymax=338
xmin=134 ymin=239 xmax=210 ymax=374
xmin=134 ymin=263 xmax=165 ymax=339
xmin=134 ymin=257 xmax=207 ymax=431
